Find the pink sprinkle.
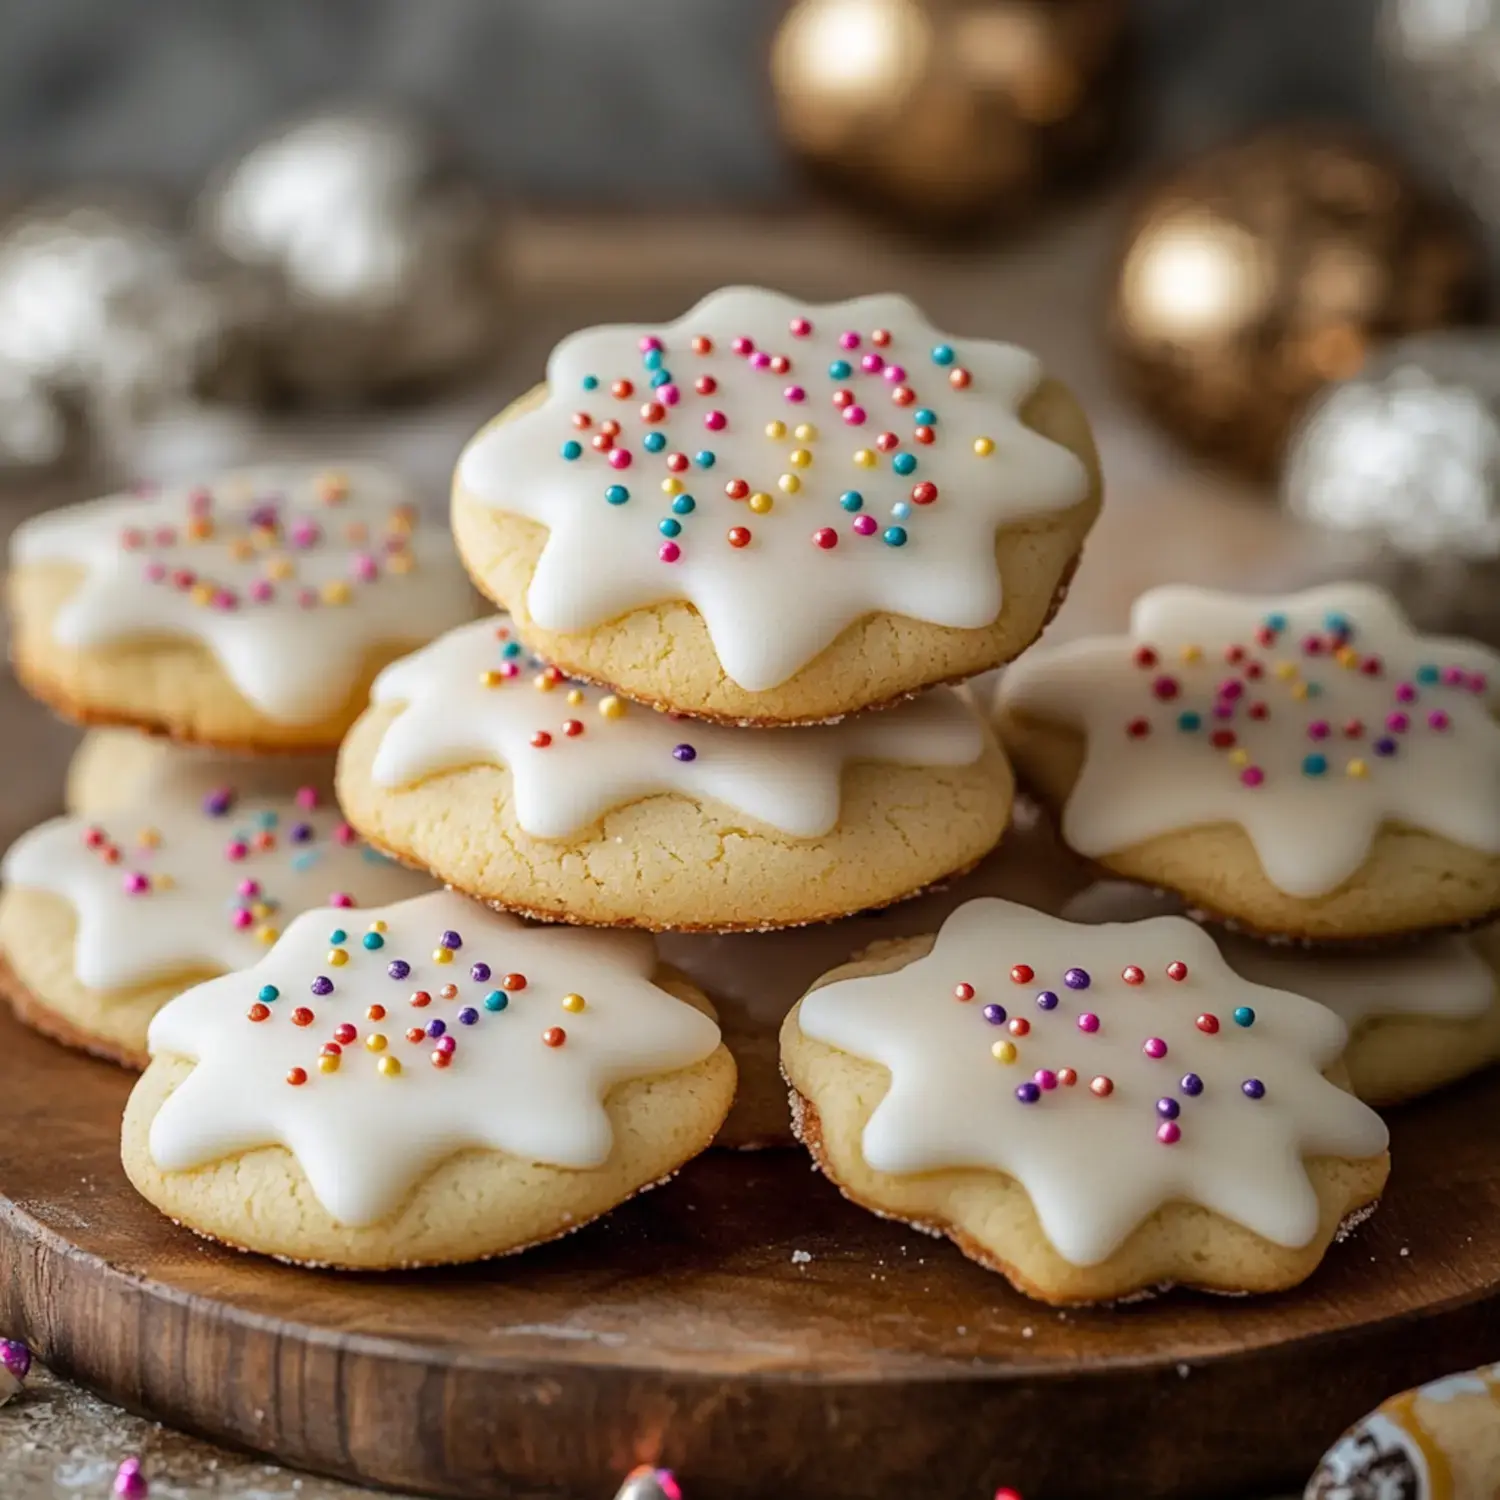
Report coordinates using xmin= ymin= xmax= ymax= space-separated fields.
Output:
xmin=842 ymin=405 xmax=867 ymax=426
xmin=749 ymin=352 xmax=771 ymax=370
xmin=351 ymin=553 xmax=378 ymax=582
xmin=1442 ymin=666 xmax=1466 ymax=686
xmin=211 ymin=590 xmax=237 ymax=611
xmin=334 ymin=823 xmax=356 ymax=846
xmin=1218 ymin=679 xmax=1244 ymax=701
xmin=225 ymin=841 xmax=249 ymax=862
xmin=770 ymin=354 xmax=791 ymax=375
xmin=1157 ymin=1121 xmax=1182 ymax=1145
xmin=1396 ymin=682 xmax=1417 ymax=702
xmin=1307 ymin=720 xmax=1330 ymax=740
xmin=290 ymin=520 xmax=321 ymax=548
xmin=500 ymin=661 xmax=520 ymax=678
xmin=883 ymin=364 xmax=907 ymax=384
xmin=852 ymin=514 xmax=877 ymax=535
xmin=295 ymin=786 xmax=319 ymax=810
xmin=790 ymin=317 xmax=813 ymax=337
xmin=659 ymin=541 xmax=682 ymax=563
xmin=155 ymin=527 xmax=176 ymax=547
xmin=607 ymin=448 xmax=632 ymax=470
xmin=658 ymin=383 xmax=680 ymax=406
xmin=639 ymin=335 xmax=663 ymax=353
xmin=249 ymin=580 xmax=274 ymax=602
xmin=1386 ymin=711 xmax=1410 ymax=733
xmin=231 ymin=908 xmax=253 ymax=929
xmin=1035 ymin=1069 xmax=1058 ymax=1091
xmin=1240 ymin=766 xmax=1265 ymax=787
xmin=298 ymin=588 xmax=319 ymax=609
xmin=1077 ymin=1013 xmax=1100 ymax=1033
xmin=1468 ymin=672 xmax=1487 ymax=694
xmin=1143 ymin=1037 xmax=1168 ymax=1059
xmin=839 ymin=331 xmax=861 ymax=350
xmin=1429 ymin=709 xmax=1451 ymax=731
xmin=144 ymin=561 xmax=166 ymax=583
xmin=188 ymin=486 xmax=212 ymax=514
xmin=1212 ymin=702 xmax=1236 ymax=720
xmin=704 ymin=411 xmax=727 ymax=431
xmin=330 ymin=891 xmax=354 ymax=907
xmin=860 ymin=353 xmax=883 ymax=374
xmin=731 ymin=336 xmax=755 ymax=356
xmin=784 ymin=385 xmax=806 ymax=403
xmin=123 ymin=872 xmax=150 ymax=895
xmin=238 ymin=879 xmax=261 ymax=898
xmin=1302 ymin=634 xmax=1325 ymax=655
xmin=435 ymin=1034 xmax=457 ymax=1055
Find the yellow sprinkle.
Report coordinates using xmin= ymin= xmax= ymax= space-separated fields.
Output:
xmin=1275 ymin=662 xmax=1298 ymax=681
xmin=1347 ymin=758 xmax=1369 ymax=779
xmin=377 ymin=1055 xmax=402 ymax=1077
xmin=328 ymin=948 xmax=349 ymax=967
xmin=1336 ymin=646 xmax=1359 ymax=668
xmin=318 ymin=1054 xmax=340 ymax=1074
xmin=318 ymin=471 xmax=349 ymax=503
xmin=778 ymin=473 xmax=801 ymax=494
xmin=365 ymin=1032 xmax=388 ymax=1052
xmin=662 ymin=477 xmax=683 ymax=495
xmin=1229 ymin=749 xmax=1249 ymax=767
xmin=386 ymin=509 xmax=414 ymax=535
xmin=387 ymin=552 xmax=414 ymax=574
xmin=253 ymin=529 xmax=279 ymax=551
xmin=344 ymin=521 xmax=369 ymax=545
xmin=190 ymin=582 xmax=215 ymax=607
xmin=973 ymin=437 xmax=995 ymax=457
xmin=153 ymin=873 xmax=175 ymax=892
xmin=229 ymin=539 xmax=254 ymax=562
xmin=561 ymin=993 xmax=586 ymax=1013
xmin=1290 ymin=681 xmax=1309 ymax=701
xmin=789 ymin=448 xmax=812 ymax=468
xmin=137 ymin=828 xmax=160 ymax=848
xmin=749 ymin=492 xmax=773 ymax=514
xmin=480 ymin=669 xmax=502 ymax=688
xmin=1180 ymin=645 xmax=1202 ymax=663
xmin=991 ymin=1040 xmax=1017 ymax=1064
xmin=186 ymin=517 xmax=213 ymax=541
xmin=321 ymin=580 xmax=351 ymax=606
xmin=433 ymin=947 xmax=454 ymax=964
xmin=369 ymin=920 xmax=387 ymax=933
xmin=255 ymin=925 xmax=279 ymax=945
xmin=267 ymin=557 xmax=295 ymax=580
xmin=534 ymin=672 xmax=556 ymax=692
xmin=599 ymin=694 xmax=626 ymax=720
xmin=250 ymin=902 xmax=272 ymax=920
xmin=793 ymin=423 xmax=817 ymax=442
xmin=854 ymin=449 xmax=876 ymax=468
xmin=567 ymin=688 xmax=584 ymax=706
xmin=765 ymin=420 xmax=787 ymax=439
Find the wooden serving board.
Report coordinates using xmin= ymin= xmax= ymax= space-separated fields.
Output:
xmin=1 ymin=1004 xmax=1499 ymax=1500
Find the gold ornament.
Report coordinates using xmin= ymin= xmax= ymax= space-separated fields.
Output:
xmin=1110 ymin=126 xmax=1486 ymax=477
xmin=771 ymin=0 xmax=1130 ymax=227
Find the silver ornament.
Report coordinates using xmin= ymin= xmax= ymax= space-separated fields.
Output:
xmin=0 ymin=193 xmax=225 ymax=465
xmin=195 ymin=106 xmax=505 ymax=405
xmin=1283 ymin=329 xmax=1500 ymax=644
xmin=0 ymin=1338 xmax=31 ymax=1407
xmin=1378 ymin=0 xmax=1500 ymax=244
xmin=612 ymin=1465 xmax=682 ymax=1500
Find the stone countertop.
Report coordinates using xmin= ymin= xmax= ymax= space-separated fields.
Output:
xmin=0 ymin=201 xmax=1330 ymax=1498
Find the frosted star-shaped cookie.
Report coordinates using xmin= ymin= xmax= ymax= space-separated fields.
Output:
xmin=336 ymin=616 xmax=1014 ymax=930
xmin=995 ymin=582 xmax=1500 ymax=940
xmin=453 ymin=287 xmax=1099 ymax=723
xmin=9 ymin=462 xmax=477 ymax=750
xmin=781 ymin=897 xmax=1389 ymax=1304
xmin=121 ymin=890 xmax=735 ymax=1267
xmin=1065 ymin=882 xmax=1500 ymax=1106
xmin=0 ymin=781 xmax=432 ymax=1065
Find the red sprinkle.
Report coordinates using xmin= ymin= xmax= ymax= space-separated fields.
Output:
xmin=247 ymin=1003 xmax=270 ymax=1022
xmin=531 ymin=731 xmax=553 ymax=748
xmin=542 ymin=1027 xmax=566 ymax=1048
xmin=1010 ymin=964 xmax=1034 ymax=984
xmin=334 ymin=1023 xmax=358 ymax=1043
xmin=291 ymin=1007 xmax=314 ymax=1027
xmin=1122 ymin=965 xmax=1145 ymax=985
xmin=1196 ymin=1013 xmax=1219 ymax=1033
xmin=503 ymin=973 xmax=528 ymax=992
xmin=1166 ymin=961 xmax=1189 ymax=982
xmin=408 ymin=992 xmax=430 ymax=1010
xmin=954 ymin=983 xmax=975 ymax=1001
xmin=286 ymin=1068 xmax=307 ymax=1087
xmin=812 ymin=527 xmax=838 ymax=550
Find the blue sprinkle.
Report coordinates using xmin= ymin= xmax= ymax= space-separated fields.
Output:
xmin=643 ymin=432 xmax=667 ymax=453
xmin=892 ymin=452 xmax=917 ymax=476
xmin=694 ymin=450 xmax=716 ymax=468
xmin=581 ymin=374 xmax=598 ymax=390
xmin=1177 ymin=711 xmax=1202 ymax=732
xmin=671 ymin=494 xmax=696 ymax=515
xmin=605 ymin=485 xmax=630 ymax=505
xmin=362 ymin=932 xmax=384 ymax=950
xmin=1416 ymin=664 xmax=1440 ymax=684
xmin=328 ymin=928 xmax=347 ymax=945
xmin=931 ymin=344 xmax=955 ymax=366
xmin=362 ymin=848 xmax=394 ymax=866
xmin=659 ymin=517 xmax=682 ymax=538
xmin=643 ymin=348 xmax=664 ymax=371
xmin=1232 ymin=1006 xmax=1256 ymax=1028
xmin=883 ymin=526 xmax=908 ymax=547
xmin=914 ymin=408 xmax=936 ymax=426
xmin=1264 ymin=612 xmax=1287 ymax=632
xmin=256 ymin=811 xmax=278 ymax=829
xmin=650 ymin=369 xmax=671 ymax=388
xmin=1305 ymin=681 xmax=1322 ymax=697
xmin=483 ymin=990 xmax=508 ymax=1012
xmin=502 ymin=640 xmax=522 ymax=658
xmin=561 ymin=440 xmax=582 ymax=461
xmin=828 ymin=359 xmax=852 ymax=380
xmin=892 ymin=501 xmax=911 ymax=520
xmin=1324 ymin=611 xmax=1352 ymax=635
xmin=291 ymin=851 xmax=317 ymax=872
xmin=1302 ymin=753 xmax=1328 ymax=777
xmin=839 ymin=490 xmax=864 ymax=512
xmin=258 ymin=985 xmax=279 ymax=1003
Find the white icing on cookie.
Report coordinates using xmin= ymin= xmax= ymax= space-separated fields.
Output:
xmin=3 ymin=784 xmax=432 ymax=991
xmin=368 ymin=617 xmax=988 ymax=839
xmin=145 ymin=890 xmax=721 ymax=1225
xmin=998 ymin=583 xmax=1500 ymax=897
xmin=797 ymin=897 xmax=1388 ymax=1266
xmin=11 ymin=463 xmax=475 ymax=722
xmin=1063 ymin=883 xmax=1497 ymax=1030
xmin=457 ymin=288 xmax=1090 ymax=691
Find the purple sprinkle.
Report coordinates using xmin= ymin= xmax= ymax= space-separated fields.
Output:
xmin=310 ymin=976 xmax=333 ymax=996
xmin=440 ymin=930 xmax=462 ymax=950
xmin=1373 ymin=736 xmax=1397 ymax=756
xmin=1180 ymin=1072 xmax=1204 ymax=1096
xmin=1063 ymin=968 xmax=1091 ymax=990
xmin=470 ymin=963 xmax=491 ymax=983
xmin=202 ymin=787 xmax=234 ymax=817
xmin=1242 ymin=1078 xmax=1266 ymax=1100
xmin=672 ymin=744 xmax=697 ymax=762
xmin=1035 ymin=989 xmax=1059 ymax=1011
xmin=1014 ymin=1082 xmax=1042 ymax=1104
xmin=427 ymin=1019 xmax=447 ymax=1038
xmin=387 ymin=959 xmax=411 ymax=980
xmin=289 ymin=822 xmax=314 ymax=843
xmin=1156 ymin=1097 xmax=1180 ymax=1120
xmin=458 ymin=1007 xmax=479 ymax=1026
xmin=0 ymin=1339 xmax=31 ymax=1382
xmin=982 ymin=1003 xmax=1007 ymax=1025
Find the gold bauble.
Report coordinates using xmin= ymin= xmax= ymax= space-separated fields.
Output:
xmin=1110 ymin=126 xmax=1486 ymax=477
xmin=771 ymin=0 xmax=1130 ymax=227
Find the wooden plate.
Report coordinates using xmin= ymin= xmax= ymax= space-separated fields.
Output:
xmin=2 ymin=1004 xmax=1499 ymax=1500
